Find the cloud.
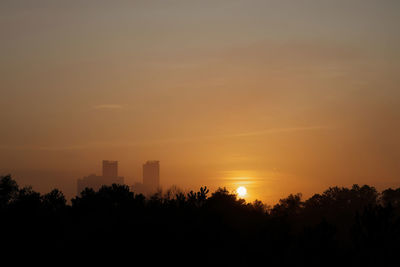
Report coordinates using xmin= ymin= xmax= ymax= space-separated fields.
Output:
xmin=92 ymin=104 xmax=123 ymax=110
xmin=0 ymin=125 xmax=333 ymax=152
xmin=229 ymin=126 xmax=333 ymax=138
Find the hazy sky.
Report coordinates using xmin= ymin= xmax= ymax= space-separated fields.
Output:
xmin=1 ymin=0 xmax=400 ymax=202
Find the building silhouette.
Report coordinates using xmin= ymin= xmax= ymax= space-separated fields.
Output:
xmin=77 ymin=160 xmax=124 ymax=195
xmin=102 ymin=160 xmax=118 ymax=177
xmin=143 ymin=160 xmax=160 ymax=192
xmin=132 ymin=160 xmax=160 ymax=195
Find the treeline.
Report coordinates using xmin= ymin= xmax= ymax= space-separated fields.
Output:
xmin=1 ymin=174 xmax=400 ymax=266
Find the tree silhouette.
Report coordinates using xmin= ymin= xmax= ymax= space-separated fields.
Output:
xmin=1 ymin=174 xmax=400 ymax=266
xmin=381 ymin=188 xmax=400 ymax=207
xmin=42 ymin=189 xmax=66 ymax=211
xmin=0 ymin=174 xmax=18 ymax=208
xmin=271 ymin=193 xmax=303 ymax=217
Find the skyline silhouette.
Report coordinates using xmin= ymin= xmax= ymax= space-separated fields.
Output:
xmin=77 ymin=159 xmax=161 ymax=197
xmin=77 ymin=160 xmax=125 ymax=195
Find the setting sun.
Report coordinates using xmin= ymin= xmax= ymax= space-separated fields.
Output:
xmin=237 ymin=186 xmax=247 ymax=197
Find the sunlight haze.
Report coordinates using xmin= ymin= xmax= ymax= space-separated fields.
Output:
xmin=1 ymin=0 xmax=399 ymax=203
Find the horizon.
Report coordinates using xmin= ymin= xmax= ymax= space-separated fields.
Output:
xmin=1 ymin=0 xmax=400 ymax=205
xmin=2 ymin=159 xmax=398 ymax=205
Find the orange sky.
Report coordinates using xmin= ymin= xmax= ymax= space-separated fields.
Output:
xmin=1 ymin=1 xmax=400 ymax=203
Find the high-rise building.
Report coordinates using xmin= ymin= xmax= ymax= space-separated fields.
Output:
xmin=77 ymin=160 xmax=124 ymax=195
xmin=143 ymin=160 xmax=160 ymax=193
xmin=102 ymin=160 xmax=118 ymax=177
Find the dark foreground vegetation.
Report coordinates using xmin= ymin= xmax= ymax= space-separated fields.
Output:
xmin=1 ymin=175 xmax=400 ymax=266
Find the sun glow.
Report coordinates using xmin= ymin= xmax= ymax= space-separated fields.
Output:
xmin=236 ymin=186 xmax=247 ymax=197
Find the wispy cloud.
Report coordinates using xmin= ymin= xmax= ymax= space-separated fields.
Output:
xmin=0 ymin=126 xmax=333 ymax=152
xmin=228 ymin=126 xmax=332 ymax=138
xmin=92 ymin=104 xmax=123 ymax=110
xmin=0 ymin=144 xmax=94 ymax=151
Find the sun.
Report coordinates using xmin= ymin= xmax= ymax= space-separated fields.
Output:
xmin=236 ymin=186 xmax=247 ymax=197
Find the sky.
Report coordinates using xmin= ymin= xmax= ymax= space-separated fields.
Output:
xmin=1 ymin=0 xmax=400 ymax=203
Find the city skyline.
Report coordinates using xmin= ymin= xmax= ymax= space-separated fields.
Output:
xmin=77 ymin=160 xmax=161 ymax=197
xmin=77 ymin=160 xmax=124 ymax=195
